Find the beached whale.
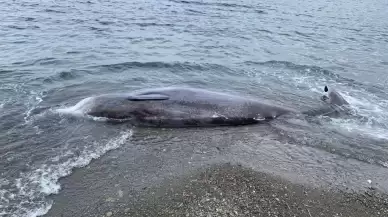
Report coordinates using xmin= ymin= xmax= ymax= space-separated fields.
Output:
xmin=62 ymin=86 xmax=349 ymax=127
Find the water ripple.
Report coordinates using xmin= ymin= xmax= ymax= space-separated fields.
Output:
xmin=1 ymin=0 xmax=388 ymax=215
xmin=244 ymin=60 xmax=388 ymax=96
xmin=92 ymin=61 xmax=231 ymax=73
xmin=169 ymin=0 xmax=252 ymax=9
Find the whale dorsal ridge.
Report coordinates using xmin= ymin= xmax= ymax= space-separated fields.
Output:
xmin=127 ymin=93 xmax=170 ymax=101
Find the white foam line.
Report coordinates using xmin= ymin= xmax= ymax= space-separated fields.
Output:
xmin=25 ymin=204 xmax=52 ymax=217
xmin=329 ymin=118 xmax=388 ymax=140
xmin=287 ymin=75 xmax=388 ymax=141
xmin=5 ymin=130 xmax=132 ymax=217
xmin=24 ymin=90 xmax=47 ymax=124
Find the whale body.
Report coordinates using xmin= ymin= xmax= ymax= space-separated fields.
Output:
xmin=64 ymin=86 xmax=349 ymax=127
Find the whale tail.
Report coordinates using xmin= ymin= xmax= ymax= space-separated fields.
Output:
xmin=302 ymin=86 xmax=350 ymax=117
xmin=321 ymin=85 xmax=349 ymax=106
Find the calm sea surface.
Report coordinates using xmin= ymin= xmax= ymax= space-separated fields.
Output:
xmin=1 ymin=0 xmax=388 ymax=216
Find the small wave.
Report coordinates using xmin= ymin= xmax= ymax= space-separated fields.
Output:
xmin=7 ymin=25 xmax=39 ymax=30
xmin=243 ymin=59 xmax=388 ymax=143
xmin=295 ymin=13 xmax=313 ymax=18
xmin=97 ymin=20 xmax=115 ymax=25
xmin=2 ymin=131 xmax=132 ymax=217
xmin=12 ymin=40 xmax=28 ymax=44
xmin=0 ymin=70 xmax=13 ymax=75
xmin=169 ymin=0 xmax=251 ymax=9
xmin=185 ymin=8 xmax=205 ymax=15
xmin=36 ymin=58 xmax=64 ymax=66
xmin=278 ymin=32 xmax=292 ymax=37
xmin=42 ymin=70 xmax=85 ymax=84
xmin=322 ymin=115 xmax=388 ymax=168
xmin=244 ymin=60 xmax=387 ymax=95
xmin=0 ymin=83 xmax=28 ymax=94
xmin=93 ymin=61 xmax=231 ymax=73
xmin=89 ymin=26 xmax=111 ymax=32
xmin=330 ymin=118 xmax=388 ymax=140
xmin=57 ymin=71 xmax=78 ymax=80
xmin=24 ymin=90 xmax=47 ymax=124
xmin=317 ymin=90 xmax=388 ymax=149
xmin=341 ymin=96 xmax=386 ymax=131
xmin=7 ymin=25 xmax=25 ymax=30
xmin=43 ymin=9 xmax=66 ymax=14
xmin=65 ymin=51 xmax=81 ymax=54
xmin=245 ymin=60 xmax=339 ymax=78
xmin=294 ymin=31 xmax=313 ymax=38
xmin=255 ymin=10 xmax=267 ymax=14
xmin=12 ymin=58 xmax=67 ymax=67
xmin=24 ymin=17 xmax=35 ymax=21
xmin=0 ymin=82 xmax=48 ymax=126
xmin=133 ymin=22 xmax=173 ymax=27
xmin=257 ymin=29 xmax=272 ymax=34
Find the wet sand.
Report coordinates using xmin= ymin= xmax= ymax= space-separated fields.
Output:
xmin=44 ymin=126 xmax=388 ymax=217
xmin=45 ymin=163 xmax=388 ymax=217
xmin=117 ymin=163 xmax=388 ymax=217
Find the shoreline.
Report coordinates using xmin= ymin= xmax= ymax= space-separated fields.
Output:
xmin=44 ymin=162 xmax=388 ymax=217
xmin=43 ymin=126 xmax=388 ymax=217
xmin=122 ymin=163 xmax=388 ymax=217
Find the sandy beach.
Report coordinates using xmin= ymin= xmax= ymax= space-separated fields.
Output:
xmin=44 ymin=126 xmax=388 ymax=217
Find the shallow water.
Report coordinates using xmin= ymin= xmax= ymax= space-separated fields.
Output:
xmin=1 ymin=0 xmax=388 ymax=216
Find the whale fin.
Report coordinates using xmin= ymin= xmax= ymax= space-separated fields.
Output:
xmin=321 ymin=86 xmax=349 ymax=106
xmin=303 ymin=86 xmax=350 ymax=117
xmin=127 ymin=94 xmax=169 ymax=101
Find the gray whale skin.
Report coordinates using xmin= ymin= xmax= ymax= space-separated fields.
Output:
xmin=77 ymin=86 xmax=349 ymax=127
